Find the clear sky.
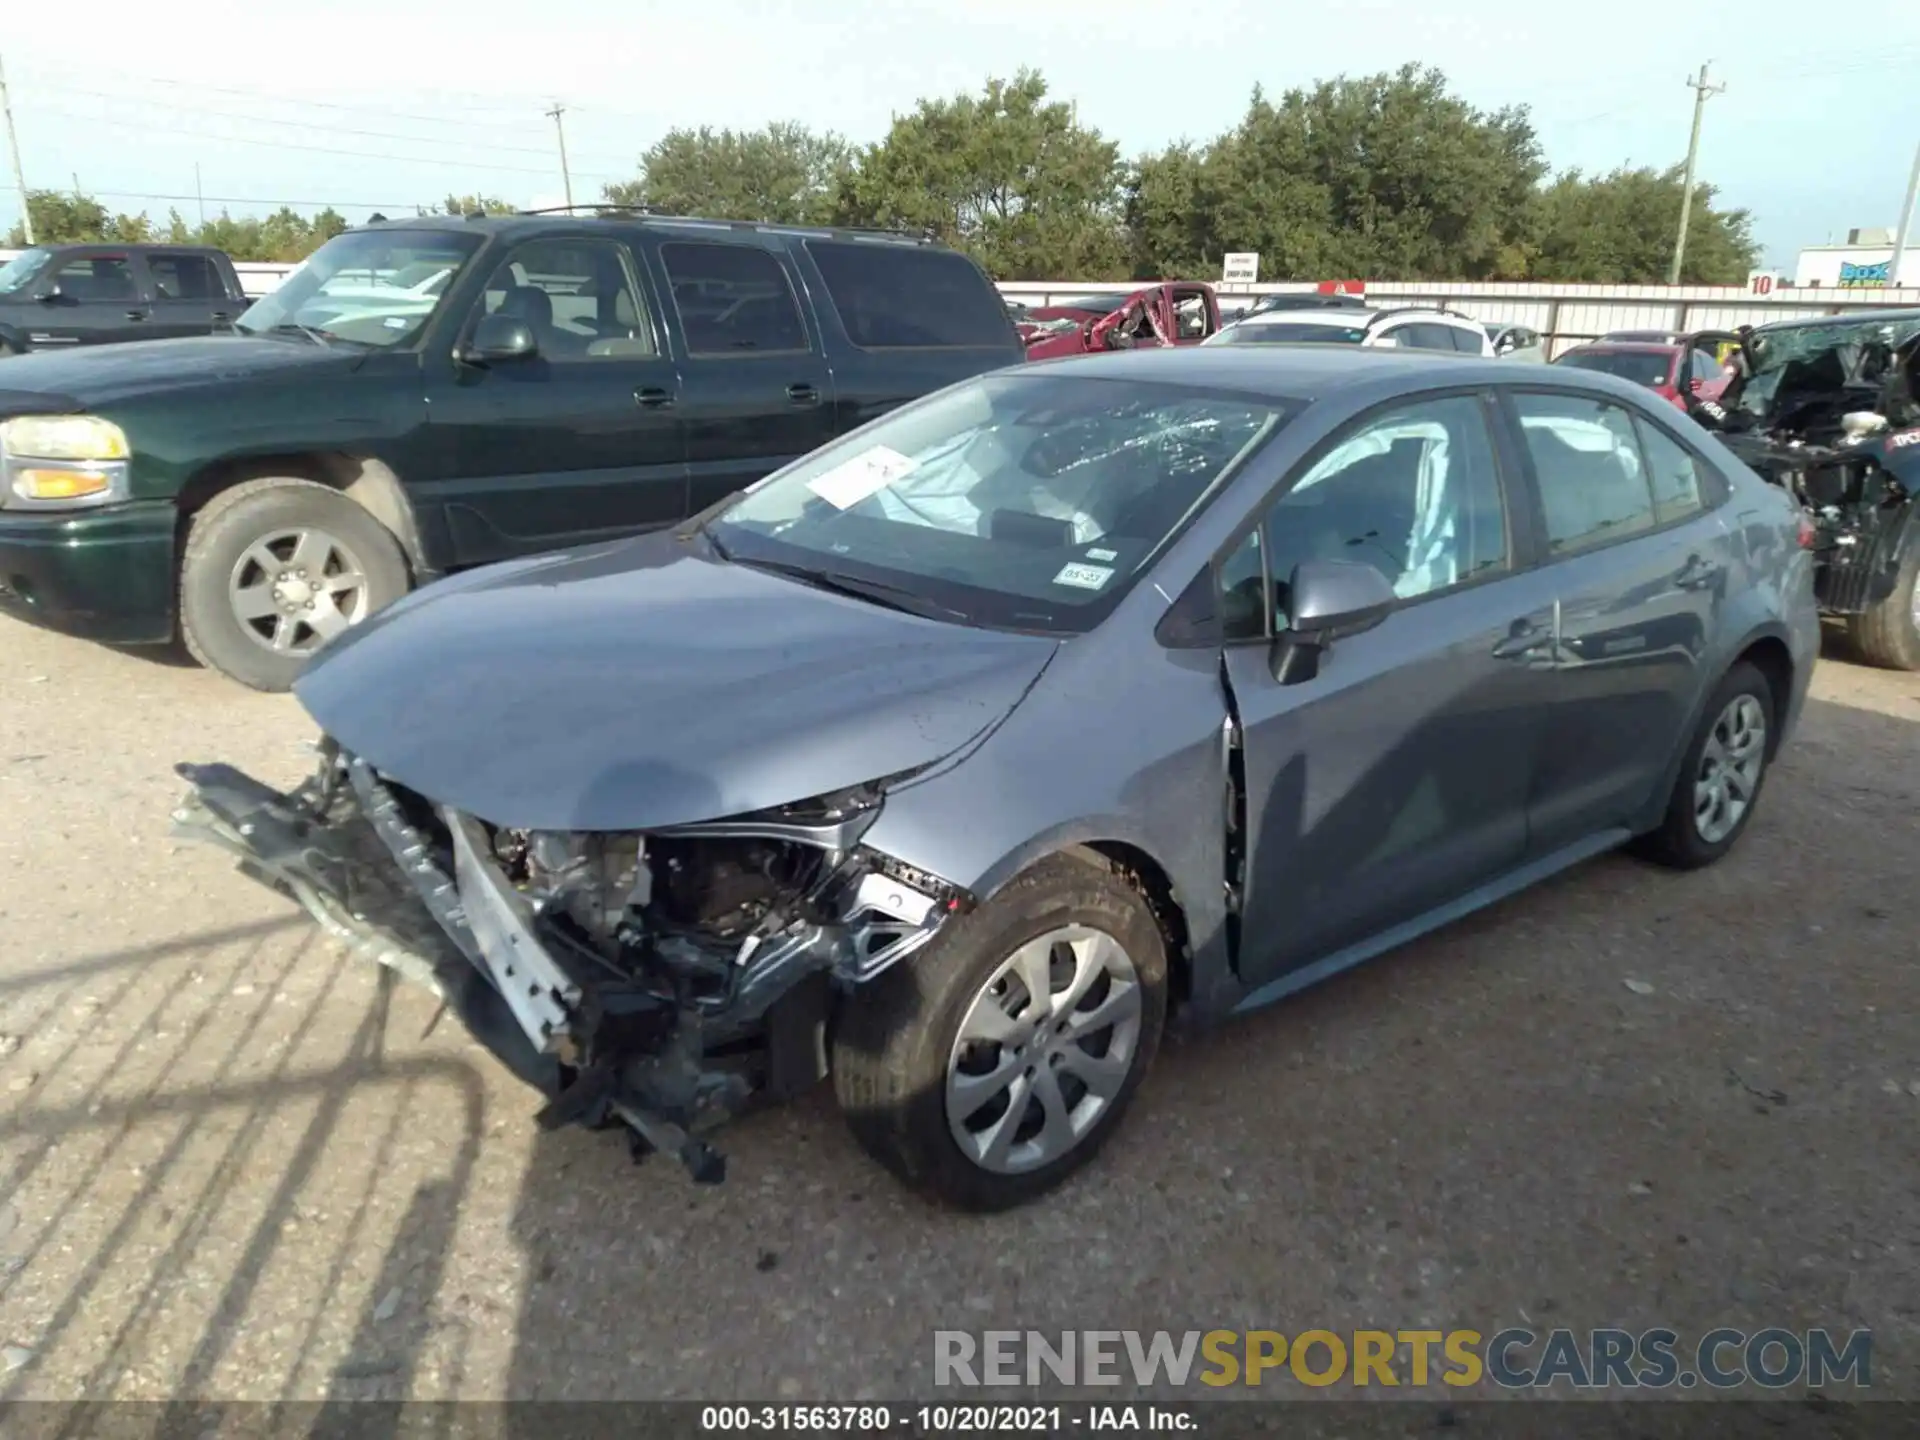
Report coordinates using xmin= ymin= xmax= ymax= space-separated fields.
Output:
xmin=3 ymin=0 xmax=1917 ymax=270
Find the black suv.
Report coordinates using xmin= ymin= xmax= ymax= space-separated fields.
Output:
xmin=0 ymin=243 xmax=249 ymax=353
xmin=0 ymin=214 xmax=1024 ymax=688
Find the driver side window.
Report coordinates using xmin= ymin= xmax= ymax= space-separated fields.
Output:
xmin=1218 ymin=395 xmax=1510 ymax=639
xmin=467 ymin=238 xmax=656 ymax=361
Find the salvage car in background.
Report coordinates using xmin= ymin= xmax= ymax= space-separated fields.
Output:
xmin=177 ymin=346 xmax=1817 ymax=1211
xmin=0 ymin=214 xmax=1021 ymax=691
xmin=1019 ymin=282 xmax=1222 ymax=357
xmin=1683 ymin=309 xmax=1920 ymax=669
xmin=1484 ymin=322 xmax=1547 ymax=362
xmin=1205 ymin=304 xmax=1496 ymax=355
xmin=1554 ymin=339 xmax=1733 ymax=413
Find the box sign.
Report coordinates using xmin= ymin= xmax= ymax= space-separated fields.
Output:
xmin=1221 ymin=253 xmax=1259 ymax=285
xmin=1838 ymin=260 xmax=1891 ymax=288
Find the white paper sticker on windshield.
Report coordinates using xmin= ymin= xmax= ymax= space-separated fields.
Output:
xmin=1084 ymin=547 xmax=1118 ymax=562
xmin=382 ymin=316 xmax=409 ymax=329
xmin=1052 ymin=562 xmax=1114 ymax=591
xmin=806 ymin=445 xmax=918 ymax=509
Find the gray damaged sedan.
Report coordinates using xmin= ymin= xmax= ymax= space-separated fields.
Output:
xmin=175 ymin=347 xmax=1820 ymax=1211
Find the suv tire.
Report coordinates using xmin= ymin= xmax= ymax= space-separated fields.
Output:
xmin=179 ymin=476 xmax=410 ymax=692
xmin=1843 ymin=538 xmax=1920 ymax=672
xmin=832 ymin=853 xmax=1167 ymax=1211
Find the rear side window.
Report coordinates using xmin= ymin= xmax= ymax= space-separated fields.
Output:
xmin=1445 ymin=325 xmax=1484 ymax=353
xmin=1633 ymin=416 xmax=1710 ymax=522
xmin=146 ymin=253 xmax=224 ymax=300
xmin=805 ymin=240 xmax=1012 ymax=349
xmin=1514 ymin=392 xmax=1657 ymax=556
xmin=1384 ymin=323 xmax=1460 ymax=351
xmin=660 ymin=243 xmax=809 ymax=355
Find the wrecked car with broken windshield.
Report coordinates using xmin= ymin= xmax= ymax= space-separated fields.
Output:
xmin=175 ymin=347 xmax=1817 ymax=1211
xmin=1686 ymin=309 xmax=1920 ymax=668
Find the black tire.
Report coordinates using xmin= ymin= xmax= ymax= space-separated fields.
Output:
xmin=179 ymin=477 xmax=410 ymax=692
xmin=1633 ymin=661 xmax=1777 ymax=870
xmin=832 ymin=853 xmax=1168 ymax=1212
xmin=1843 ymin=539 xmax=1920 ymax=671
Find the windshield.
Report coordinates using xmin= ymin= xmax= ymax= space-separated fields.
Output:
xmin=710 ymin=373 xmax=1291 ymax=633
xmin=235 ymin=229 xmax=481 ymax=347
xmin=1556 ymin=348 xmax=1675 ymax=388
xmin=0 ymin=247 xmax=51 ymax=295
xmin=1732 ymin=314 xmax=1920 ymax=419
xmin=1205 ymin=322 xmax=1368 ymax=346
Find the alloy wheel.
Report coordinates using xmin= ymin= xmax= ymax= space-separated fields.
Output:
xmin=228 ymin=527 xmax=371 ymax=657
xmin=1693 ymin=693 xmax=1768 ymax=845
xmin=945 ymin=925 xmax=1144 ymax=1175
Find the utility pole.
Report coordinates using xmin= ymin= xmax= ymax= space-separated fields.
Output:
xmin=195 ymin=161 xmax=205 ymax=227
xmin=546 ymin=102 xmax=574 ymax=211
xmin=1890 ymin=139 xmax=1920 ymax=292
xmin=1668 ymin=62 xmax=1726 ymax=285
xmin=0 ymin=54 xmax=31 ymax=244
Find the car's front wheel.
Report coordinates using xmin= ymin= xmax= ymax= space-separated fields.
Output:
xmin=179 ymin=477 xmax=410 ymax=692
xmin=832 ymin=854 xmax=1168 ymax=1211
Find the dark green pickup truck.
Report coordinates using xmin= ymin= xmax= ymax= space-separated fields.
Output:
xmin=0 ymin=213 xmax=1023 ymax=689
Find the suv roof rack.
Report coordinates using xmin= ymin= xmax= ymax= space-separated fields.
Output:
xmin=1367 ymin=304 xmax=1480 ymax=325
xmin=510 ymin=204 xmax=936 ymax=245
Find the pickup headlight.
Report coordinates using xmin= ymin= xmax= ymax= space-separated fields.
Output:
xmin=0 ymin=415 xmax=132 ymax=509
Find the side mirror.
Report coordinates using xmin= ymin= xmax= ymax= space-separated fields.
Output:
xmin=1270 ymin=559 xmax=1396 ymax=685
xmin=1495 ymin=335 xmax=1516 ymax=356
xmin=1105 ymin=325 xmax=1135 ymax=350
xmin=460 ymin=313 xmax=536 ymax=364
xmin=37 ymin=281 xmax=67 ymax=304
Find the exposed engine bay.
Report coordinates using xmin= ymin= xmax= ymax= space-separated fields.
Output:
xmin=172 ymin=740 xmax=971 ymax=1183
xmin=1691 ymin=317 xmax=1920 ymax=615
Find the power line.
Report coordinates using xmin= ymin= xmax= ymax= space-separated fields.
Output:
xmin=65 ymin=187 xmax=425 ymax=209
xmin=16 ymin=82 xmax=636 ymax=165
xmin=28 ymin=102 xmax=623 ymax=180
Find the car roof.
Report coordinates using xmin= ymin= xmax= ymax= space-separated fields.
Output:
xmin=1753 ymin=306 xmax=1920 ymax=336
xmin=1018 ymin=344 xmax=1570 ymax=401
xmin=1563 ymin=341 xmax=1681 ymax=354
xmin=355 ymin=212 xmax=943 ymax=250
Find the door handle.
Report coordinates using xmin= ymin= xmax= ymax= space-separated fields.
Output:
xmin=1673 ymin=554 xmax=1723 ymax=590
xmin=1492 ymin=617 xmax=1549 ymax=660
xmin=786 ymin=382 xmax=820 ymax=406
xmin=634 ymin=387 xmax=675 ymax=409
xmin=211 ymin=311 xmax=230 ymax=322
xmin=125 ymin=311 xmax=148 ymax=321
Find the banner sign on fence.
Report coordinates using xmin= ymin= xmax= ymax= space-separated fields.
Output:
xmin=1220 ymin=252 xmax=1259 ymax=285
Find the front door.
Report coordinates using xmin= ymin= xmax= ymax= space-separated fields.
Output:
xmin=31 ymin=250 xmax=148 ymax=346
xmin=423 ymin=236 xmax=689 ymax=567
xmin=1222 ymin=392 xmax=1559 ymax=987
xmin=1503 ymin=390 xmax=1731 ymax=853
xmin=641 ymin=236 xmax=837 ymax=515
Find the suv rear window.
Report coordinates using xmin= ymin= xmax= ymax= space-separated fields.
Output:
xmin=805 ymin=240 xmax=1013 ymax=349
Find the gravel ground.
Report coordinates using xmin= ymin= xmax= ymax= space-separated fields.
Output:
xmin=0 ymin=615 xmax=1914 ymax=1406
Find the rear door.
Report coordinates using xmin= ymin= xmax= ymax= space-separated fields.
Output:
xmin=638 ymin=235 xmax=836 ymax=515
xmin=793 ymin=237 xmax=1025 ymax=438
xmin=1377 ymin=319 xmax=1466 ymax=353
xmin=141 ymin=251 xmax=239 ymax=338
xmin=422 ymin=234 xmax=689 ymax=567
xmin=1501 ymin=388 xmax=1734 ymax=854
xmin=31 ymin=250 xmax=148 ymax=346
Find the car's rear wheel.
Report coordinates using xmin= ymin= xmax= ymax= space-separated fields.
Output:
xmin=1634 ymin=661 xmax=1775 ymax=869
xmin=179 ymin=477 xmax=410 ymax=692
xmin=1843 ymin=540 xmax=1920 ymax=671
xmin=832 ymin=854 xmax=1167 ymax=1211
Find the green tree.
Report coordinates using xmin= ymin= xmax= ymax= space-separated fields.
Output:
xmin=605 ymin=122 xmax=851 ymax=224
xmin=430 ymin=193 xmax=516 ymax=216
xmin=836 ymin=70 xmax=1127 ymax=280
xmin=1190 ymin=66 xmax=1546 ymax=281
xmin=1528 ymin=165 xmax=1757 ymax=284
xmin=1123 ymin=144 xmax=1218 ymax=279
xmin=6 ymin=189 xmax=153 ymax=246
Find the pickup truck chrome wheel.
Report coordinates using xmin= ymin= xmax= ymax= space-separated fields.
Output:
xmin=228 ymin=526 xmax=371 ymax=656
xmin=1693 ymin=693 xmax=1767 ymax=845
xmin=945 ymin=924 xmax=1144 ymax=1175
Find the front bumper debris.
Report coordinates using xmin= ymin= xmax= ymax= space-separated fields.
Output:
xmin=172 ymin=743 xmax=968 ymax=1184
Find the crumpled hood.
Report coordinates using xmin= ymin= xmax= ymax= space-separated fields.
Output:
xmin=0 ymin=335 xmax=352 ymax=409
xmin=294 ymin=531 xmax=1059 ymax=832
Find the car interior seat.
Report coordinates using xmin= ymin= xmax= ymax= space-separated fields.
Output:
xmin=497 ymin=285 xmax=556 ymax=350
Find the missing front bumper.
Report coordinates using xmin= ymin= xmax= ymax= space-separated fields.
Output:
xmin=171 ymin=746 xmax=963 ymax=1185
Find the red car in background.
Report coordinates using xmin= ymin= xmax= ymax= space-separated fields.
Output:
xmin=1553 ymin=335 xmax=1737 ymax=412
xmin=1017 ymin=282 xmax=1222 ymax=358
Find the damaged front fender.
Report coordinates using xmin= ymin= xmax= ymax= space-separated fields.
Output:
xmin=173 ymin=742 xmax=973 ymax=1185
